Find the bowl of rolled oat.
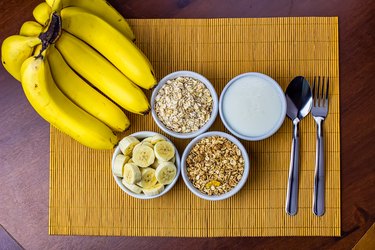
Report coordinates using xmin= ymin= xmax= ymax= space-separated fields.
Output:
xmin=181 ymin=131 xmax=250 ymax=201
xmin=151 ymin=71 xmax=218 ymax=139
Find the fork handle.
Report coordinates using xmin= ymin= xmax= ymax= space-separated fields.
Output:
xmin=313 ymin=119 xmax=325 ymax=216
xmin=286 ymin=122 xmax=300 ymax=216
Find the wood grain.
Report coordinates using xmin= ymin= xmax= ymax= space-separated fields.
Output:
xmin=0 ymin=225 xmax=23 ymax=250
xmin=0 ymin=0 xmax=374 ymax=249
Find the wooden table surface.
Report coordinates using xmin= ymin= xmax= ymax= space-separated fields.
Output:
xmin=0 ymin=0 xmax=374 ymax=249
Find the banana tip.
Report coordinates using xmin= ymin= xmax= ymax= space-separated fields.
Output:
xmin=141 ymin=108 xmax=151 ymax=115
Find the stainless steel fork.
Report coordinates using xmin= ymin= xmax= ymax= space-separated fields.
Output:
xmin=311 ymin=76 xmax=329 ymax=216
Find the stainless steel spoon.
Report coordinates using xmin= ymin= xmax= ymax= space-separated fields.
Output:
xmin=285 ymin=76 xmax=312 ymax=216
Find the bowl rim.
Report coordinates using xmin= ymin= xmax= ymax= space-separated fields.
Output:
xmin=219 ymin=72 xmax=287 ymax=141
xmin=151 ymin=70 xmax=219 ymax=139
xmin=180 ymin=131 xmax=250 ymax=201
xmin=111 ymin=131 xmax=181 ymax=200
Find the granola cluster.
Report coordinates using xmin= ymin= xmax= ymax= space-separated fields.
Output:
xmin=186 ymin=136 xmax=245 ymax=195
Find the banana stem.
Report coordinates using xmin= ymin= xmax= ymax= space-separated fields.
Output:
xmin=38 ymin=12 xmax=62 ymax=56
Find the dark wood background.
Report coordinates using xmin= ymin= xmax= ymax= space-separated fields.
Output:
xmin=0 ymin=0 xmax=374 ymax=249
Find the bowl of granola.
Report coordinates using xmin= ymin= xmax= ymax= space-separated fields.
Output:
xmin=151 ymin=71 xmax=218 ymax=139
xmin=180 ymin=131 xmax=250 ymax=201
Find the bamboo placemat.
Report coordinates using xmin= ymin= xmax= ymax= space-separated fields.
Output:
xmin=49 ymin=17 xmax=340 ymax=236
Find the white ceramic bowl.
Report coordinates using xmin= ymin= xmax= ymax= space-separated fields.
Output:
xmin=219 ymin=72 xmax=287 ymax=141
xmin=151 ymin=71 xmax=219 ymax=139
xmin=181 ymin=131 xmax=250 ymax=201
xmin=112 ymin=131 xmax=181 ymax=199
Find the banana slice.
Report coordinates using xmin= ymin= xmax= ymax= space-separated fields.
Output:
xmin=155 ymin=162 xmax=177 ymax=185
xmin=151 ymin=158 xmax=160 ymax=169
xmin=137 ymin=168 xmax=158 ymax=188
xmin=132 ymin=144 xmax=155 ymax=168
xmin=112 ymin=154 xmax=130 ymax=177
xmin=142 ymin=134 xmax=166 ymax=144
xmin=150 ymin=134 xmax=166 ymax=145
xmin=142 ymin=183 xmax=165 ymax=196
xmin=123 ymin=163 xmax=141 ymax=184
xmin=133 ymin=141 xmax=152 ymax=152
xmin=119 ymin=136 xmax=140 ymax=156
xmin=154 ymin=141 xmax=175 ymax=161
xmin=138 ymin=141 xmax=153 ymax=149
xmin=141 ymin=137 xmax=152 ymax=143
xmin=122 ymin=179 xmax=142 ymax=194
xmin=170 ymin=155 xmax=176 ymax=163
xmin=151 ymin=155 xmax=174 ymax=169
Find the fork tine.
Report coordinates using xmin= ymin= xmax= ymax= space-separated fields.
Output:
xmin=321 ymin=76 xmax=325 ymax=106
xmin=325 ymin=77 xmax=329 ymax=106
xmin=317 ymin=76 xmax=321 ymax=106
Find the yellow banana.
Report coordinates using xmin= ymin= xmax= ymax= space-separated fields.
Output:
xmin=56 ymin=31 xmax=150 ymax=114
xmin=46 ymin=0 xmax=135 ymax=41
xmin=20 ymin=51 xmax=118 ymax=149
xmin=47 ymin=45 xmax=130 ymax=132
xmin=61 ymin=7 xmax=157 ymax=90
xmin=33 ymin=2 xmax=51 ymax=26
xmin=19 ymin=21 xmax=44 ymax=37
xmin=1 ymin=35 xmax=41 ymax=81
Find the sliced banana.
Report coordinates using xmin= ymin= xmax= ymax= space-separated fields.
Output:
xmin=141 ymin=141 xmax=154 ymax=149
xmin=112 ymin=154 xmax=130 ymax=177
xmin=155 ymin=162 xmax=177 ymax=185
xmin=118 ymin=134 xmax=178 ymax=196
xmin=154 ymin=141 xmax=175 ymax=161
xmin=123 ymin=163 xmax=142 ymax=184
xmin=142 ymin=183 xmax=165 ymax=196
xmin=141 ymin=134 xmax=165 ymax=144
xmin=137 ymin=168 xmax=158 ymax=188
xmin=122 ymin=179 xmax=142 ymax=194
xmin=141 ymin=137 xmax=152 ymax=143
xmin=149 ymin=134 xmax=166 ymax=145
xmin=132 ymin=144 xmax=155 ymax=168
xmin=170 ymin=155 xmax=176 ymax=163
xmin=133 ymin=141 xmax=152 ymax=152
xmin=119 ymin=136 xmax=140 ymax=156
xmin=151 ymin=157 xmax=160 ymax=169
xmin=150 ymin=155 xmax=174 ymax=169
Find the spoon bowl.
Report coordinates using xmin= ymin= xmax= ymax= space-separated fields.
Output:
xmin=286 ymin=76 xmax=313 ymax=122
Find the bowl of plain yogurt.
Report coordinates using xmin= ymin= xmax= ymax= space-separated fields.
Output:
xmin=219 ymin=72 xmax=286 ymax=141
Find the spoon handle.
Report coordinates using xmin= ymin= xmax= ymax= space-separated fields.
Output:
xmin=313 ymin=119 xmax=325 ymax=216
xmin=286 ymin=122 xmax=300 ymax=216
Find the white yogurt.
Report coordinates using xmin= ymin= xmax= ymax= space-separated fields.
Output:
xmin=221 ymin=74 xmax=285 ymax=139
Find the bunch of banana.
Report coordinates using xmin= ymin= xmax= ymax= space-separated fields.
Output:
xmin=1 ymin=0 xmax=157 ymax=149
xmin=113 ymin=135 xmax=177 ymax=196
